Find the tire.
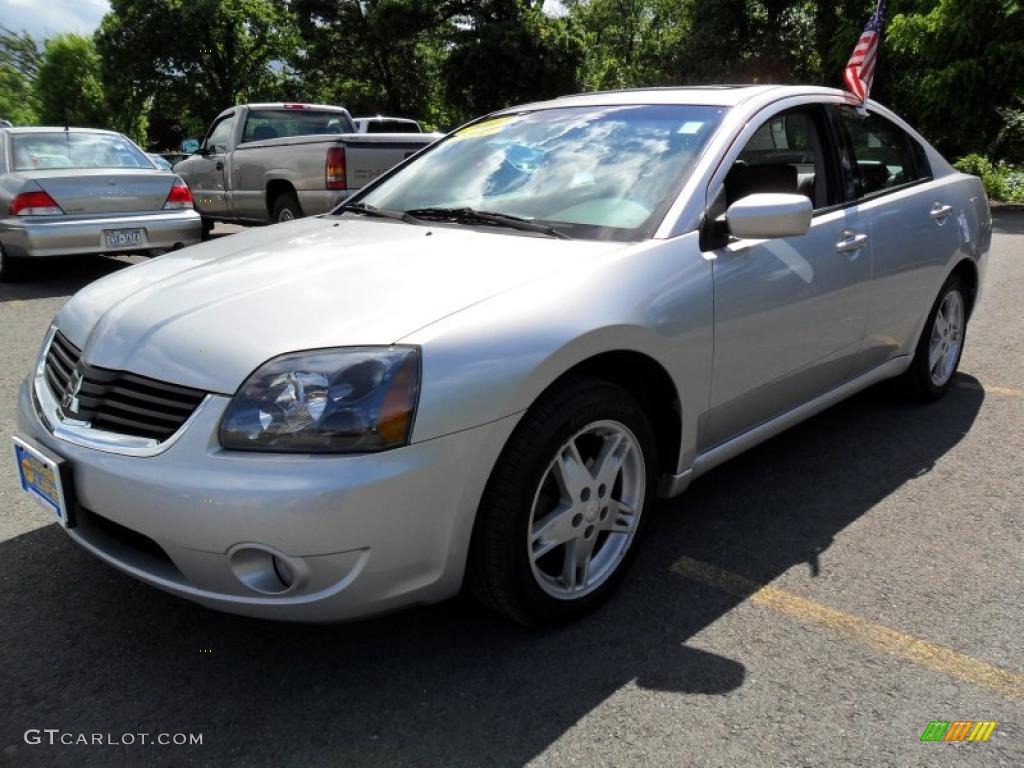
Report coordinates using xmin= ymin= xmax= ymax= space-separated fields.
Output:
xmin=271 ymin=192 xmax=302 ymax=223
xmin=0 ymin=245 xmax=25 ymax=283
xmin=898 ymin=274 xmax=968 ymax=401
xmin=468 ymin=376 xmax=658 ymax=625
xmin=200 ymin=217 xmax=215 ymax=239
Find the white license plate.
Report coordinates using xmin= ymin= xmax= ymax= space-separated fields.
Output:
xmin=12 ymin=435 xmax=73 ymax=527
xmin=103 ymin=229 xmax=144 ymax=249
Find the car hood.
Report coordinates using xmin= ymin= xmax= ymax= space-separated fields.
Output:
xmin=57 ymin=217 xmax=623 ymax=394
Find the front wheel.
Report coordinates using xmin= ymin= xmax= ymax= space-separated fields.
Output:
xmin=468 ymin=377 xmax=657 ymax=625
xmin=899 ymin=274 xmax=968 ymax=400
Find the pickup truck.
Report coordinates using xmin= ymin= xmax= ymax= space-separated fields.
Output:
xmin=174 ymin=103 xmax=438 ymax=230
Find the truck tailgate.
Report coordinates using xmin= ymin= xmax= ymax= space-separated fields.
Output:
xmin=341 ymin=133 xmax=440 ymax=191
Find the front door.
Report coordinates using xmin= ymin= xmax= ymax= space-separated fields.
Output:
xmin=704 ymin=105 xmax=872 ymax=448
xmin=190 ymin=114 xmax=233 ymax=217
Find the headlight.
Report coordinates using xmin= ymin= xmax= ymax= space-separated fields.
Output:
xmin=219 ymin=347 xmax=420 ymax=453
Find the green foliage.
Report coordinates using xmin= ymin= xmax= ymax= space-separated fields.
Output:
xmin=96 ymin=0 xmax=297 ymax=134
xmin=953 ymin=154 xmax=1024 ymax=203
xmin=0 ymin=27 xmax=42 ymax=125
xmin=35 ymin=34 xmax=107 ymax=128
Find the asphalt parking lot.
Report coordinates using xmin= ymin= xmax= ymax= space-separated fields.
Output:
xmin=0 ymin=216 xmax=1021 ymax=767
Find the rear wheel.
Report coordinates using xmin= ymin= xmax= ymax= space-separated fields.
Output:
xmin=200 ymin=217 xmax=215 ymax=239
xmin=0 ymin=245 xmax=25 ymax=283
xmin=272 ymin=192 xmax=302 ymax=223
xmin=899 ymin=274 xmax=967 ymax=400
xmin=468 ymin=377 xmax=657 ymax=625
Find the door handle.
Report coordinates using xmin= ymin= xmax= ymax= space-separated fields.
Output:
xmin=215 ymin=161 xmax=224 ymax=171
xmin=930 ymin=202 xmax=953 ymax=221
xmin=836 ymin=231 xmax=868 ymax=253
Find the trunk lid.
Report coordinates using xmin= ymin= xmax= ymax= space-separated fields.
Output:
xmin=29 ymin=169 xmax=174 ymax=215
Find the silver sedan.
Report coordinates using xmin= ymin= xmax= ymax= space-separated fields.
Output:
xmin=0 ymin=127 xmax=202 ymax=281
xmin=13 ymin=86 xmax=991 ymax=624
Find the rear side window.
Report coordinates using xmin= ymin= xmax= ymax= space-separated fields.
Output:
xmin=837 ymin=108 xmax=928 ymax=198
xmin=242 ymin=110 xmax=355 ymax=142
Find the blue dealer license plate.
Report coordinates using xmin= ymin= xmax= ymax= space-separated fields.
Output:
xmin=12 ymin=435 xmax=73 ymax=527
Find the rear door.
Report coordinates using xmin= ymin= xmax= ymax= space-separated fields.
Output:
xmin=704 ymin=103 xmax=872 ymax=448
xmin=190 ymin=113 xmax=234 ymax=217
xmin=832 ymin=106 xmax=962 ymax=370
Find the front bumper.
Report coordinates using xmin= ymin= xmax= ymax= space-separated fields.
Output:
xmin=0 ymin=209 xmax=202 ymax=259
xmin=17 ymin=376 xmax=519 ymax=621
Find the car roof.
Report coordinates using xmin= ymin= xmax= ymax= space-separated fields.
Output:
xmin=1 ymin=126 xmax=123 ymax=135
xmin=505 ymin=84 xmax=851 ymax=111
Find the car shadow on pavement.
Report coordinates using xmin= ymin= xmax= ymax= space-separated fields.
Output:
xmin=0 ymin=376 xmax=984 ymax=768
xmin=0 ymin=256 xmax=134 ymax=303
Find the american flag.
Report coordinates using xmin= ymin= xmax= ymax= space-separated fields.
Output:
xmin=844 ymin=0 xmax=886 ymax=102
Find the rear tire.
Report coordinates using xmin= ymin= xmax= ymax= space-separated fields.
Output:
xmin=467 ymin=376 xmax=657 ymax=625
xmin=0 ymin=245 xmax=25 ymax=283
xmin=898 ymin=274 xmax=967 ymax=401
xmin=200 ymin=217 xmax=215 ymax=239
xmin=271 ymin=192 xmax=302 ymax=223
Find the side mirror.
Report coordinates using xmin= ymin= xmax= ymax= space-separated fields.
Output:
xmin=726 ymin=193 xmax=812 ymax=240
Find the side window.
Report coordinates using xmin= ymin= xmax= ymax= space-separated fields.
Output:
xmin=725 ymin=108 xmax=832 ymax=211
xmin=838 ymin=109 xmax=925 ymax=198
xmin=205 ymin=117 xmax=234 ymax=154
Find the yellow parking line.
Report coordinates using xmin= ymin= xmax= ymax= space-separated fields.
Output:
xmin=956 ymin=381 xmax=1024 ymax=397
xmin=671 ymin=556 xmax=1024 ymax=701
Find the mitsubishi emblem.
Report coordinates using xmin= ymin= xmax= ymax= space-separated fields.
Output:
xmin=61 ymin=369 xmax=84 ymax=415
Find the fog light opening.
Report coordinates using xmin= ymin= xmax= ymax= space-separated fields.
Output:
xmin=229 ymin=546 xmax=301 ymax=595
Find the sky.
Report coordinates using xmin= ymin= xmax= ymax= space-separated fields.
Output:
xmin=1 ymin=0 xmax=110 ymax=39
xmin=2 ymin=0 xmax=565 ymax=40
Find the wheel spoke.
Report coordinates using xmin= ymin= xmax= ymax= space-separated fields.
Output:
xmin=551 ymin=439 xmax=591 ymax=503
xmin=592 ymin=432 xmax=627 ymax=491
xmin=530 ymin=502 xmax=577 ymax=560
xmin=605 ymin=500 xmax=637 ymax=534
xmin=928 ymin=339 xmax=943 ymax=373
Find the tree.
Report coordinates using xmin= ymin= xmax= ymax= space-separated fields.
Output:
xmin=0 ymin=27 xmax=42 ymax=125
xmin=96 ymin=0 xmax=298 ymax=135
xmin=34 ymin=34 xmax=107 ymax=128
xmin=443 ymin=1 xmax=584 ymax=120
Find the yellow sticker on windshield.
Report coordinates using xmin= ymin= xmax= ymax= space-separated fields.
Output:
xmin=450 ymin=115 xmax=521 ymax=141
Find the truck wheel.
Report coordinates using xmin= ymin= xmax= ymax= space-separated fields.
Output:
xmin=201 ymin=217 xmax=215 ymax=239
xmin=272 ymin=192 xmax=303 ymax=223
xmin=0 ymin=245 xmax=25 ymax=283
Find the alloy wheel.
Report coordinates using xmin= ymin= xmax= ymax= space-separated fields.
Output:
xmin=527 ymin=419 xmax=645 ymax=599
xmin=929 ymin=289 xmax=964 ymax=387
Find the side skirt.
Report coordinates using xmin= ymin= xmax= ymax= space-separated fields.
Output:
xmin=658 ymin=355 xmax=912 ymax=498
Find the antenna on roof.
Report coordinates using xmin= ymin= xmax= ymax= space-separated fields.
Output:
xmin=64 ymin=108 xmax=69 ymax=131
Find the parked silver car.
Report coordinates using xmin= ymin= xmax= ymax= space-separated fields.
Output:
xmin=0 ymin=127 xmax=202 ymax=281
xmin=13 ymin=86 xmax=991 ymax=624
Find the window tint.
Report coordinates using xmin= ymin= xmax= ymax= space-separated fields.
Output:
xmin=242 ymin=110 xmax=354 ymax=142
xmin=726 ymin=109 xmax=830 ymax=209
xmin=364 ymin=120 xmax=419 ymax=134
xmin=12 ymin=132 xmax=151 ymax=170
xmin=838 ymin=109 xmax=925 ymax=198
xmin=205 ymin=117 xmax=233 ymax=153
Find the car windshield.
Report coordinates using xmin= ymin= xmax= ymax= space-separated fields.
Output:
xmin=11 ymin=132 xmax=151 ymax=171
xmin=355 ymin=104 xmax=726 ymax=241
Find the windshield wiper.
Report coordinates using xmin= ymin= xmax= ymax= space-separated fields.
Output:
xmin=337 ymin=202 xmax=423 ymax=225
xmin=402 ymin=207 xmax=571 ymax=240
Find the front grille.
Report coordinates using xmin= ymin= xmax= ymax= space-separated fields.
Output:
xmin=44 ymin=331 xmax=207 ymax=441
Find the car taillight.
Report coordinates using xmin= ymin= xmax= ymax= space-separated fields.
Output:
xmin=9 ymin=190 xmax=63 ymax=216
xmin=163 ymin=177 xmax=194 ymax=210
xmin=326 ymin=147 xmax=346 ymax=190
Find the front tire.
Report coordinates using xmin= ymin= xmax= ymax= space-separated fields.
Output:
xmin=899 ymin=274 xmax=967 ymax=401
xmin=468 ymin=377 xmax=657 ymax=625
